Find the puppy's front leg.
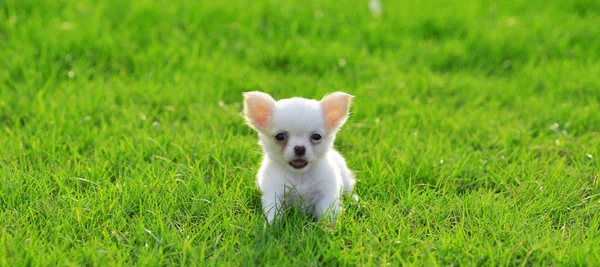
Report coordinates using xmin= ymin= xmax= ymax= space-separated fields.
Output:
xmin=315 ymin=193 xmax=341 ymax=222
xmin=262 ymin=191 xmax=283 ymax=224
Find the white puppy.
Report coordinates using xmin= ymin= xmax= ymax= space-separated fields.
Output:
xmin=243 ymin=91 xmax=356 ymax=224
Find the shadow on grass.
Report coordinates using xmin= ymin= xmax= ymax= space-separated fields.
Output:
xmin=250 ymin=206 xmax=342 ymax=265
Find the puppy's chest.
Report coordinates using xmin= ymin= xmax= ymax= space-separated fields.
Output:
xmin=283 ymin=178 xmax=322 ymax=206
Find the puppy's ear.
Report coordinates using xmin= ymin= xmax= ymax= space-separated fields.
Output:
xmin=243 ymin=91 xmax=276 ymax=132
xmin=320 ymin=92 xmax=354 ymax=132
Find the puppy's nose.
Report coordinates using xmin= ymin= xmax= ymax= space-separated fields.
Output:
xmin=294 ymin=146 xmax=306 ymax=156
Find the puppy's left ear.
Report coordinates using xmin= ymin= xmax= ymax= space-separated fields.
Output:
xmin=320 ymin=92 xmax=354 ymax=133
xmin=243 ymin=91 xmax=276 ymax=132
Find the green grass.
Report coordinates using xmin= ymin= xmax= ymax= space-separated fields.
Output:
xmin=1 ymin=0 xmax=599 ymax=265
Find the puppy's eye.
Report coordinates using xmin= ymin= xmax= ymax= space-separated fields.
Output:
xmin=275 ymin=133 xmax=287 ymax=142
xmin=311 ymin=133 xmax=322 ymax=142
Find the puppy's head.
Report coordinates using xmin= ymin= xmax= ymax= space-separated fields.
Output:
xmin=244 ymin=91 xmax=353 ymax=173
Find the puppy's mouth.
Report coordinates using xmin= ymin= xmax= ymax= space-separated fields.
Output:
xmin=289 ymin=159 xmax=308 ymax=169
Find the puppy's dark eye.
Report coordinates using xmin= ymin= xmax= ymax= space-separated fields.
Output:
xmin=311 ymin=133 xmax=322 ymax=141
xmin=275 ymin=133 xmax=287 ymax=142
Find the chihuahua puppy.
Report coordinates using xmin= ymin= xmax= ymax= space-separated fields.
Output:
xmin=243 ymin=91 xmax=355 ymax=224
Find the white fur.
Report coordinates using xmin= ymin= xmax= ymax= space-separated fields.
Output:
xmin=243 ymin=91 xmax=356 ymax=224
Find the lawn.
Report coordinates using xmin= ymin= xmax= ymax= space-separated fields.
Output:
xmin=1 ymin=0 xmax=599 ymax=265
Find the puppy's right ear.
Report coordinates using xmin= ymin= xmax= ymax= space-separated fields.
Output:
xmin=243 ymin=91 xmax=276 ymax=132
xmin=320 ymin=92 xmax=354 ymax=133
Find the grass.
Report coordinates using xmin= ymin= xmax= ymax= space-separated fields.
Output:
xmin=1 ymin=0 xmax=599 ymax=265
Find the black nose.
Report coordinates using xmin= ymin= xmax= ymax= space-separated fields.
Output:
xmin=294 ymin=146 xmax=306 ymax=156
